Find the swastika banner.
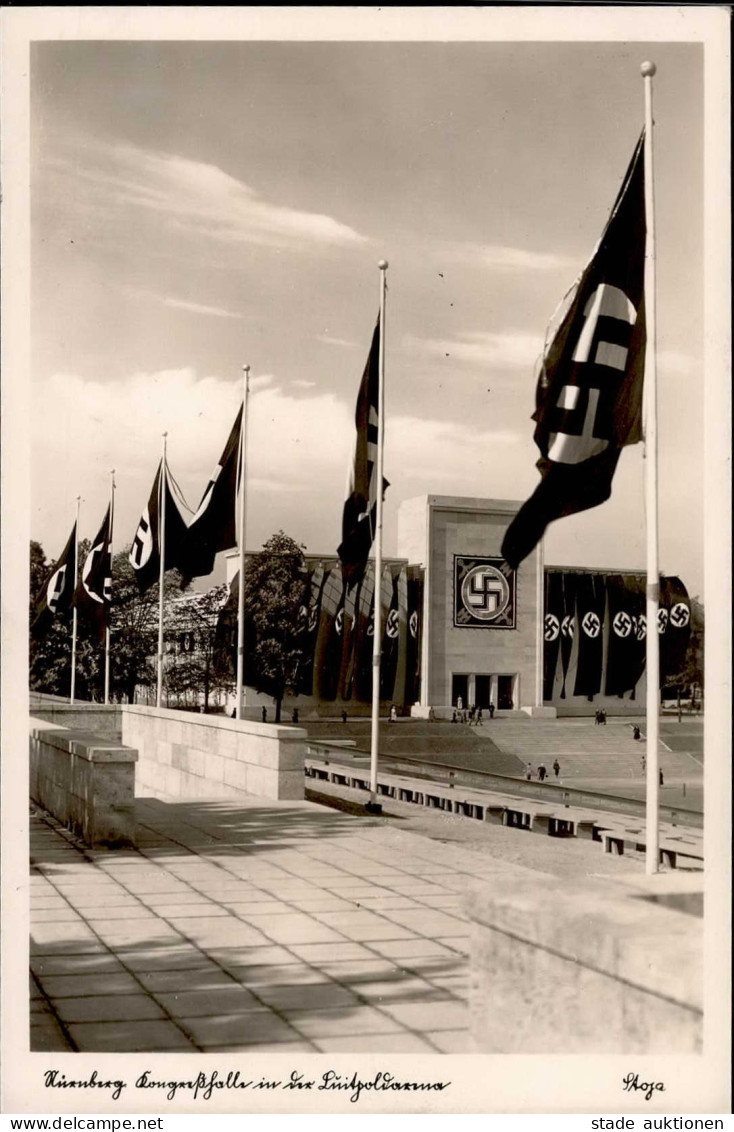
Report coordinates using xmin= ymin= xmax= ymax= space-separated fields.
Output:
xmin=76 ymin=503 xmax=113 ymax=645
xmin=314 ymin=565 xmax=344 ymax=702
xmin=573 ymin=573 xmax=606 ymax=698
xmin=558 ymin=572 xmax=578 ymax=699
xmin=660 ymin=575 xmax=691 ymax=686
xmin=129 ymin=458 xmax=190 ymax=595
xmin=405 ymin=567 xmax=424 ymax=707
xmin=31 ymin=520 xmax=78 ymax=638
xmin=454 ymin=556 xmax=516 ymax=629
xmin=543 ymin=571 xmax=564 ymax=701
xmin=501 ymin=133 xmax=646 ymax=570
xmin=605 ymin=573 xmax=643 ymax=697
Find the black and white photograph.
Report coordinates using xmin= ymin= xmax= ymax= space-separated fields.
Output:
xmin=1 ymin=4 xmax=730 ymax=1119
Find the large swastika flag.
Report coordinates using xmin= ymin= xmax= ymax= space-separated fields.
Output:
xmin=32 ymin=521 xmax=78 ymax=637
xmin=76 ymin=504 xmax=113 ymax=644
xmin=502 ymin=134 xmax=646 ymax=570
xmin=337 ymin=318 xmax=389 ymax=588
xmin=129 ymin=460 xmax=189 ymax=594
xmin=178 ymin=404 xmax=243 ymax=581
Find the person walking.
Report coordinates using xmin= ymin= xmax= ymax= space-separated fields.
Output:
xmin=261 ymin=706 xmax=267 ymax=723
xmin=341 ymin=709 xmax=348 ymax=724
xmin=538 ymin=763 xmax=547 ymax=782
xmin=525 ymin=762 xmax=533 ymax=781
xmin=488 ymin=701 xmax=495 ymax=719
xmin=451 ymin=709 xmax=457 ymax=724
xmin=389 ymin=704 xmax=397 ymax=722
xmin=552 ymin=758 xmax=561 ymax=778
xmin=468 ymin=705 xmax=476 ymax=725
xmin=476 ymin=707 xmax=483 ymax=726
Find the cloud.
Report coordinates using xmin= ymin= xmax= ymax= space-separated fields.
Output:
xmin=316 ymin=334 xmax=357 ymax=349
xmin=44 ymin=136 xmax=367 ymax=251
xmin=31 ymin=366 xmax=527 ymax=561
xmin=440 ymin=241 xmax=576 ymax=272
xmin=406 ymin=330 xmax=543 ymax=370
xmin=124 ymin=286 xmax=244 ymax=320
xmin=292 ymin=380 xmax=317 ymax=389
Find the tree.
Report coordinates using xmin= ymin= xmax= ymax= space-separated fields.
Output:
xmin=241 ymin=531 xmax=308 ymax=722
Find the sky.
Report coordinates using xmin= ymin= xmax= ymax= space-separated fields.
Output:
xmin=29 ymin=32 xmax=707 ymax=594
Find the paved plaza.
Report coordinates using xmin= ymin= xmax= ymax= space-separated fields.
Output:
xmin=30 ymin=783 xmax=647 ymax=1055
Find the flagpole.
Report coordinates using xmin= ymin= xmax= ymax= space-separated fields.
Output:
xmin=368 ymin=260 xmax=388 ymax=812
xmin=70 ymin=495 xmax=81 ymax=704
xmin=156 ymin=433 xmax=167 ymax=709
xmin=536 ymin=535 xmax=545 ymax=707
xmin=236 ymin=366 xmax=250 ymax=721
xmin=642 ymin=61 xmax=660 ymax=875
xmin=104 ymin=469 xmax=115 ymax=705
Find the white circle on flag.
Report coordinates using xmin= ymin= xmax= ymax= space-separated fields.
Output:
xmin=582 ymin=611 xmax=601 ymax=638
xmin=130 ymin=507 xmax=153 ymax=570
xmin=670 ymin=602 xmax=690 ymax=628
xmin=544 ymin=614 xmax=560 ymax=642
xmin=613 ymin=611 xmax=633 ymax=638
xmin=46 ymin=565 xmax=67 ymax=612
xmin=409 ymin=610 xmax=418 ymax=638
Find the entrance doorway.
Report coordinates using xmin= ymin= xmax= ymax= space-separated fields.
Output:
xmin=451 ymin=674 xmax=468 ymax=707
xmin=497 ymin=675 xmax=514 ymax=710
xmin=474 ymin=674 xmax=491 ymax=709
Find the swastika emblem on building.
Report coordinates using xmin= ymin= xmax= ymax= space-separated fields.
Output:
xmin=581 ymin=611 xmax=601 ymax=638
xmin=613 ymin=611 xmax=633 ymax=638
xmin=636 ymin=614 xmax=647 ymax=641
xmin=335 ymin=609 xmax=344 ymax=636
xmin=544 ymin=614 xmax=560 ymax=642
xmin=561 ymin=614 xmax=575 ymax=639
xmin=657 ymin=608 xmax=669 ymax=634
xmin=409 ymin=610 xmax=418 ymax=638
xmin=454 ymin=556 xmax=515 ymax=629
xmin=670 ymin=602 xmax=690 ymax=628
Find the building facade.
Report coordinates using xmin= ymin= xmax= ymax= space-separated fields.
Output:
xmin=220 ymin=494 xmax=689 ymax=718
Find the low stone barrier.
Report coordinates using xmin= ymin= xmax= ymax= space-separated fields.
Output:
xmin=29 ymin=718 xmax=137 ymax=847
xmin=29 ymin=700 xmax=123 ymax=738
xmin=122 ymin=704 xmax=306 ymax=802
xmin=466 ymin=873 xmax=702 ymax=1053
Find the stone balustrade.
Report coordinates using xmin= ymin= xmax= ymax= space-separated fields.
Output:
xmin=29 ymin=717 xmax=137 ymax=847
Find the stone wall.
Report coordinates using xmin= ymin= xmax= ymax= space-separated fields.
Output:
xmin=466 ymin=872 xmax=702 ymax=1053
xmin=122 ymin=704 xmax=306 ymax=802
xmin=29 ymin=701 xmax=122 ymax=737
xmin=29 ymin=718 xmax=137 ymax=847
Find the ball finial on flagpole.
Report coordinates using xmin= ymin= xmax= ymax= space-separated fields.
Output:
xmin=378 ymin=259 xmax=388 ymax=270
xmin=640 ymin=61 xmax=656 ymax=78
